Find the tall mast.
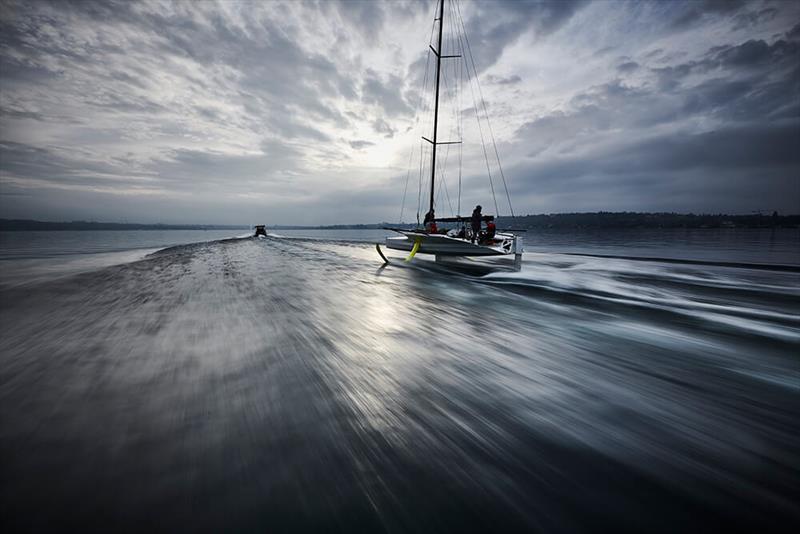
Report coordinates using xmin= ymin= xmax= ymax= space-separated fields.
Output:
xmin=429 ymin=0 xmax=444 ymax=215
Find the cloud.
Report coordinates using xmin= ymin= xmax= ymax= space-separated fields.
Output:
xmin=501 ymin=122 xmax=799 ymax=213
xmin=325 ymin=0 xmax=389 ymax=41
xmin=372 ymin=118 xmax=397 ymax=138
xmin=789 ymin=22 xmax=800 ymax=41
xmin=669 ymin=0 xmax=747 ymax=30
xmin=361 ymin=68 xmax=413 ymax=117
xmin=731 ymin=7 xmax=778 ymax=31
xmin=651 ymin=38 xmax=799 ymax=95
xmin=616 ymin=61 xmax=640 ymax=74
xmin=497 ymin=24 xmax=800 ymax=214
xmin=517 ymin=37 xmax=798 ymax=147
xmin=485 ymin=74 xmax=522 ymax=85
xmin=461 ymin=0 xmax=588 ymax=72
xmin=348 ymin=140 xmax=374 ymax=150
xmin=593 ymin=46 xmax=617 ymax=58
xmin=1 ymin=0 xmax=798 ymax=223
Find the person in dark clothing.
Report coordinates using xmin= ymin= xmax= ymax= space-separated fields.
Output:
xmin=470 ymin=205 xmax=482 ymax=243
xmin=423 ymin=209 xmax=436 ymax=233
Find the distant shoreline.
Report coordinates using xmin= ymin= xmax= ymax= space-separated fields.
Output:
xmin=2 ymin=212 xmax=798 ymax=231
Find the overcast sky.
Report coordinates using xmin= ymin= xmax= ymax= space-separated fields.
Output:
xmin=1 ymin=0 xmax=798 ymax=225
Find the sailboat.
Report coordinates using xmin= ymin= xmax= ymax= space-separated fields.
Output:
xmin=379 ymin=0 xmax=523 ymax=268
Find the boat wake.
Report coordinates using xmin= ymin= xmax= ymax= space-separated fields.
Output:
xmin=1 ymin=237 xmax=798 ymax=531
xmin=481 ymin=252 xmax=800 ymax=343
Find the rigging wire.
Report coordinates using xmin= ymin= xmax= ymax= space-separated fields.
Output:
xmin=438 ymin=39 xmax=465 ymax=218
xmin=433 ymin=37 xmax=459 ymax=217
xmin=432 ymin=4 xmax=469 ymax=220
xmin=434 ymin=105 xmax=458 ymax=216
xmin=452 ymin=4 xmax=499 ymax=218
xmin=398 ymin=3 xmax=438 ymax=225
xmin=454 ymin=0 xmax=515 ymax=218
xmin=448 ymin=0 xmax=461 ymax=219
xmin=421 ymin=0 xmax=443 ymax=220
xmin=398 ymin=149 xmax=412 ymax=224
xmin=417 ymin=143 xmax=424 ymax=225
xmin=404 ymin=0 xmax=515 ymax=224
xmin=455 ymin=0 xmax=463 ymax=217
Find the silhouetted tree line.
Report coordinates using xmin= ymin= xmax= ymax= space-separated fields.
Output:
xmin=271 ymin=212 xmax=800 ymax=230
xmin=3 ymin=212 xmax=798 ymax=231
xmin=493 ymin=211 xmax=799 ymax=229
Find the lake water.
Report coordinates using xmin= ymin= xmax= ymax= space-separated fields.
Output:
xmin=272 ymin=227 xmax=800 ymax=265
xmin=0 ymin=229 xmax=249 ymax=287
xmin=1 ymin=228 xmax=798 ymax=531
xmin=2 ymin=227 xmax=798 ymax=267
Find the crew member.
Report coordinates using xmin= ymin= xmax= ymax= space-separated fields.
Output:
xmin=423 ymin=209 xmax=437 ymax=233
xmin=485 ymin=220 xmax=496 ymax=241
xmin=470 ymin=205 xmax=482 ymax=243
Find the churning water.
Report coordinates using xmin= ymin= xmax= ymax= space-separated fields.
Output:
xmin=1 ymin=231 xmax=798 ymax=531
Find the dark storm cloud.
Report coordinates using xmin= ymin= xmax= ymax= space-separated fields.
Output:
xmin=0 ymin=141 xmax=82 ymax=182
xmin=520 ymin=36 xmax=798 ymax=137
xmin=0 ymin=140 xmax=157 ymax=190
xmin=789 ymin=22 xmax=800 ymax=41
xmin=519 ymin=80 xmax=679 ymax=143
xmin=500 ymin=122 xmax=798 ymax=213
xmin=0 ymin=108 xmax=47 ymax=122
xmin=503 ymin=22 xmax=800 ymax=213
xmin=462 ymin=0 xmax=588 ymax=72
xmin=715 ymin=39 xmax=787 ymax=68
xmin=616 ymin=61 xmax=639 ymax=74
xmin=652 ymin=37 xmax=798 ymax=94
xmin=519 ymin=124 xmax=797 ymax=180
xmin=361 ymin=69 xmax=413 ymax=116
xmin=732 ymin=6 xmax=778 ymax=30
xmin=669 ymin=0 xmax=748 ymax=30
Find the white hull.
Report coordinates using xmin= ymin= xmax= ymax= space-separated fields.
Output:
xmin=385 ymin=231 xmax=521 ymax=257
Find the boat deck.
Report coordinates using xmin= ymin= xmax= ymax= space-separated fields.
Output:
xmin=385 ymin=230 xmax=520 ymax=257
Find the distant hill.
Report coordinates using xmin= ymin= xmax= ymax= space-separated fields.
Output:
xmin=0 ymin=219 xmax=249 ymax=231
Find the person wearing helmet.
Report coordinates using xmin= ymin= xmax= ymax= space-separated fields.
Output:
xmin=470 ymin=205 xmax=482 ymax=243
